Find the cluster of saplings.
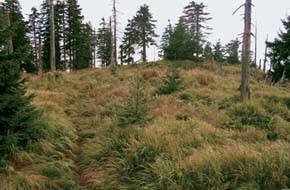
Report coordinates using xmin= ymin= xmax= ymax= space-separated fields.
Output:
xmin=116 ymin=68 xmax=184 ymax=128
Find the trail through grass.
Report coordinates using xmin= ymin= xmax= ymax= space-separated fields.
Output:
xmin=1 ymin=61 xmax=290 ymax=189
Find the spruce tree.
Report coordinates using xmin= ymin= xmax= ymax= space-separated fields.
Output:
xmin=58 ymin=0 xmax=68 ymax=70
xmin=214 ymin=41 xmax=224 ymax=75
xmin=158 ymin=68 xmax=184 ymax=95
xmin=163 ymin=18 xmax=193 ymax=60
xmin=120 ymin=19 xmax=136 ymax=64
xmin=214 ymin=41 xmax=225 ymax=63
xmin=67 ymin=0 xmax=81 ymax=70
xmin=28 ymin=7 xmax=43 ymax=74
xmin=40 ymin=0 xmax=68 ymax=71
xmin=226 ymin=38 xmax=241 ymax=64
xmin=0 ymin=60 xmax=43 ymax=161
xmin=160 ymin=20 xmax=173 ymax=59
xmin=183 ymin=1 xmax=212 ymax=59
xmin=203 ymin=42 xmax=213 ymax=61
xmin=117 ymin=74 xmax=150 ymax=127
xmin=267 ymin=15 xmax=290 ymax=83
xmin=76 ymin=22 xmax=94 ymax=69
xmin=1 ymin=0 xmax=35 ymax=72
xmin=0 ymin=6 xmax=5 ymax=45
xmin=54 ymin=0 xmax=64 ymax=70
xmin=40 ymin=0 xmax=53 ymax=72
xmin=96 ymin=18 xmax=112 ymax=67
xmin=132 ymin=4 xmax=158 ymax=62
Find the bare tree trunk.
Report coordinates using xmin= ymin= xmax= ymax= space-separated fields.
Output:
xmin=217 ymin=61 xmax=223 ymax=75
xmin=38 ymin=33 xmax=43 ymax=75
xmin=31 ymin=14 xmax=39 ymax=68
xmin=113 ymin=0 xmax=117 ymax=65
xmin=109 ymin=17 xmax=116 ymax=66
xmin=62 ymin=5 xmax=67 ymax=70
xmin=50 ymin=0 xmax=56 ymax=72
xmin=278 ymin=68 xmax=286 ymax=84
xmin=196 ymin=11 xmax=200 ymax=58
xmin=254 ymin=22 xmax=257 ymax=67
xmin=142 ymin=42 xmax=146 ymax=62
xmin=93 ymin=29 xmax=96 ymax=68
xmin=240 ymin=0 xmax=252 ymax=101
xmin=263 ymin=35 xmax=268 ymax=72
xmin=142 ymin=28 xmax=147 ymax=62
xmin=5 ymin=9 xmax=13 ymax=54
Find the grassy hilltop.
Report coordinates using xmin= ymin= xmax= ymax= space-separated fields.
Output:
xmin=1 ymin=61 xmax=290 ymax=190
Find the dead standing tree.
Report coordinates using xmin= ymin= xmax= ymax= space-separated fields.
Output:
xmin=109 ymin=0 xmax=118 ymax=66
xmin=50 ymin=0 xmax=56 ymax=72
xmin=233 ymin=0 xmax=253 ymax=101
xmin=263 ymin=35 xmax=268 ymax=72
xmin=3 ymin=3 xmax=13 ymax=54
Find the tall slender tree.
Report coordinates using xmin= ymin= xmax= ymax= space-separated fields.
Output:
xmin=40 ymin=0 xmax=51 ymax=72
xmin=76 ymin=22 xmax=94 ymax=69
xmin=40 ymin=0 xmax=62 ymax=71
xmin=58 ymin=0 xmax=68 ymax=70
xmin=97 ymin=18 xmax=112 ymax=67
xmin=1 ymin=0 xmax=35 ymax=72
xmin=240 ymin=0 xmax=252 ymax=101
xmin=183 ymin=1 xmax=212 ymax=58
xmin=160 ymin=20 xmax=173 ymax=59
xmin=112 ymin=0 xmax=117 ymax=65
xmin=50 ymin=0 xmax=56 ymax=72
xmin=132 ymin=4 xmax=158 ymax=62
xmin=28 ymin=7 xmax=42 ymax=73
xmin=263 ymin=36 xmax=268 ymax=72
xmin=67 ymin=0 xmax=84 ymax=70
xmin=120 ymin=19 xmax=136 ymax=64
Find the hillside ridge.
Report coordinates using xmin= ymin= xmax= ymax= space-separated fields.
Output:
xmin=1 ymin=61 xmax=290 ymax=189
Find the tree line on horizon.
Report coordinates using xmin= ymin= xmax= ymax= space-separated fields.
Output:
xmin=0 ymin=0 xmax=288 ymax=82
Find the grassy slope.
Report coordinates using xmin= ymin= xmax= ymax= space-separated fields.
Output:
xmin=1 ymin=61 xmax=290 ymax=190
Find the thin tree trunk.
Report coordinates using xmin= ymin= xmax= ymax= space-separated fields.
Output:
xmin=38 ymin=33 xmax=43 ymax=75
xmin=142 ymin=42 xmax=146 ymax=62
xmin=240 ymin=0 xmax=252 ymax=101
xmin=50 ymin=0 xmax=56 ymax=72
xmin=254 ymin=22 xmax=257 ymax=67
xmin=217 ymin=61 xmax=223 ymax=75
xmin=109 ymin=17 xmax=115 ymax=66
xmin=196 ymin=11 xmax=200 ymax=58
xmin=263 ymin=35 xmax=268 ymax=72
xmin=142 ymin=28 xmax=146 ymax=62
xmin=6 ymin=9 xmax=13 ymax=54
xmin=93 ymin=29 xmax=96 ymax=68
xmin=31 ymin=15 xmax=39 ymax=68
xmin=62 ymin=6 xmax=67 ymax=70
xmin=278 ymin=68 xmax=286 ymax=84
xmin=113 ymin=0 xmax=117 ymax=65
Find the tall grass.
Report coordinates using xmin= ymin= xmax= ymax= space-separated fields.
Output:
xmin=2 ymin=60 xmax=290 ymax=189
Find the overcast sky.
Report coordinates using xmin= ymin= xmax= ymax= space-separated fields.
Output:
xmin=7 ymin=0 xmax=290 ymax=64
